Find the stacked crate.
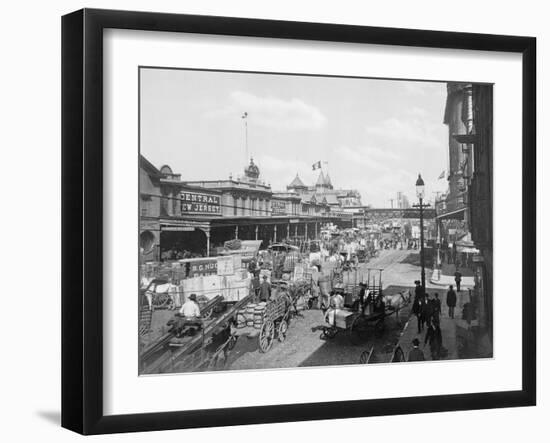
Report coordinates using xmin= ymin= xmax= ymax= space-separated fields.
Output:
xmin=235 ymin=302 xmax=267 ymax=329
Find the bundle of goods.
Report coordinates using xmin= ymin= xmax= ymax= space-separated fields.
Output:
xmin=288 ymin=279 xmax=311 ymax=310
xmin=265 ymin=296 xmax=288 ymax=321
xmin=235 ymin=302 xmax=267 ymax=329
xmin=253 ymin=302 xmax=267 ymax=328
xmin=224 ymin=238 xmax=242 ymax=250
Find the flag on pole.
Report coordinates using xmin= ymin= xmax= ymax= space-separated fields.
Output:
xmin=438 ymin=170 xmax=446 ymax=179
xmin=312 ymin=161 xmax=322 ymax=170
xmin=241 ymin=112 xmax=248 ymax=119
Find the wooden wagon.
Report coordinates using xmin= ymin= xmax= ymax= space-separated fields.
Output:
xmin=232 ymin=294 xmax=293 ymax=353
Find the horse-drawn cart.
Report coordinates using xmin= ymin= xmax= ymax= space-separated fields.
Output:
xmin=232 ymin=294 xmax=293 ymax=353
xmin=319 ymin=268 xmax=408 ymax=345
xmin=321 ymin=305 xmax=395 ymax=345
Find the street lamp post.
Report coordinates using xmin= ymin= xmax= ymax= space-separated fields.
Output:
xmin=414 ymin=174 xmax=427 ymax=295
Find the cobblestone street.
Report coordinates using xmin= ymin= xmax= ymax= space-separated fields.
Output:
xmin=225 ymin=249 xmax=419 ymax=371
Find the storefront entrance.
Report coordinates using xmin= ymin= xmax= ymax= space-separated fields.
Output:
xmin=159 ymin=228 xmax=207 ymax=259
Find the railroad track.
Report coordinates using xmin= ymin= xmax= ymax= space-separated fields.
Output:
xmin=140 ymin=294 xmax=252 ymax=374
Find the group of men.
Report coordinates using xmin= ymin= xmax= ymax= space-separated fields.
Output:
xmin=409 ymin=281 xmax=443 ymax=361
xmin=411 ymin=281 xmax=442 ymax=334
xmin=408 ymin=280 xmax=460 ymax=361
xmin=251 ymin=274 xmax=273 ymax=302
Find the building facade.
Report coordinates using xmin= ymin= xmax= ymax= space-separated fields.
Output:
xmin=468 ymin=84 xmax=493 ymax=354
xmin=139 ymin=156 xmax=352 ymax=261
xmin=436 ymin=82 xmax=493 ymax=357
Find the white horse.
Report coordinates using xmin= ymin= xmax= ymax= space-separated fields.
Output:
xmin=382 ymin=290 xmax=412 ymax=312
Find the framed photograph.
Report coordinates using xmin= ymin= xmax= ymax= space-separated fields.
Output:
xmin=62 ymin=8 xmax=536 ymax=435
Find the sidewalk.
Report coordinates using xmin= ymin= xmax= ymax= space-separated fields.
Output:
xmin=429 ymin=262 xmax=475 ymax=289
xmin=395 ymin=288 xmax=471 ymax=362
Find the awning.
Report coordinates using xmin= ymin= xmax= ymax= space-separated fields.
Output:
xmin=436 ymin=206 xmax=467 ymax=221
xmin=457 ymin=246 xmax=479 ymax=254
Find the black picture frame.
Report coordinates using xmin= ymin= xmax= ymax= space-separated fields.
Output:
xmin=62 ymin=8 xmax=536 ymax=435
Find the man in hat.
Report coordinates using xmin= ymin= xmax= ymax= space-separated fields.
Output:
xmin=412 ymin=280 xmax=426 ymax=333
xmin=259 ymin=275 xmax=271 ymax=302
xmin=454 ymin=269 xmax=462 ymax=292
xmin=358 ymin=282 xmax=367 ymax=314
xmin=408 ymin=338 xmax=425 ymax=362
xmin=173 ymin=293 xmax=203 ymax=335
xmin=414 ymin=280 xmax=423 ymax=300
xmin=178 ymin=293 xmax=201 ymax=319
xmin=446 ymin=285 xmax=457 ymax=319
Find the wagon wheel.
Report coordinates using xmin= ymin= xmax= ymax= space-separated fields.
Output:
xmin=152 ymin=292 xmax=170 ymax=308
xmin=359 ymin=350 xmax=371 ymax=364
xmin=350 ymin=315 xmax=370 ymax=345
xmin=374 ymin=319 xmax=385 ymax=337
xmin=258 ymin=320 xmax=275 ymax=353
xmin=278 ymin=319 xmax=288 ymax=342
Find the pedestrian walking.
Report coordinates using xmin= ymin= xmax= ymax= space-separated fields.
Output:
xmin=454 ymin=270 xmax=462 ymax=292
xmin=408 ymin=338 xmax=425 ymax=362
xmin=358 ymin=282 xmax=367 ymax=314
xmin=424 ymin=319 xmax=443 ymax=360
xmin=446 ymin=285 xmax=457 ymax=319
xmin=422 ymin=294 xmax=434 ymax=328
xmin=414 ymin=279 xmax=424 ymax=300
xmin=412 ymin=281 xmax=426 ymax=333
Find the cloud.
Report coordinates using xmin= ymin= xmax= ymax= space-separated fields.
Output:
xmin=206 ymin=91 xmax=327 ymax=131
xmin=254 ymin=154 xmax=311 ymax=190
xmin=365 ymin=115 xmax=446 ymax=150
xmin=333 ymin=146 xmax=393 ymax=173
xmin=402 ymin=81 xmax=442 ymax=96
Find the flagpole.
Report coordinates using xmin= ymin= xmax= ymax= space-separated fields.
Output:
xmin=244 ymin=114 xmax=248 ymax=163
xmin=240 ymin=112 xmax=250 ymax=165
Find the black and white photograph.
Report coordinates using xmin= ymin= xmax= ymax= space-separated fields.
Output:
xmin=138 ymin=68 xmax=493 ymax=374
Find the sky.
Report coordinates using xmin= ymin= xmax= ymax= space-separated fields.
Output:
xmin=140 ymin=68 xmax=450 ymax=207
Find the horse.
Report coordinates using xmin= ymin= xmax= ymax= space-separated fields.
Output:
xmin=382 ymin=290 xmax=412 ymax=313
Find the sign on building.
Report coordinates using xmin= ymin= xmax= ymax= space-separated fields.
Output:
xmin=180 ymin=191 xmax=221 ymax=215
xmin=188 ymin=259 xmax=218 ymax=277
xmin=271 ymin=200 xmax=287 ymax=215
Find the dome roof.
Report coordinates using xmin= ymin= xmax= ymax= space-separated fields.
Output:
xmin=244 ymin=157 xmax=260 ymax=180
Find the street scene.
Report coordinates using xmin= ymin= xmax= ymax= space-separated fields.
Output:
xmin=138 ymin=69 xmax=493 ymax=374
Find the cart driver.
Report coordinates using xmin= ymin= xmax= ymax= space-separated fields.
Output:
xmin=330 ymin=291 xmax=345 ymax=309
xmin=177 ymin=293 xmax=202 ymax=327
xmin=325 ymin=291 xmax=345 ymax=326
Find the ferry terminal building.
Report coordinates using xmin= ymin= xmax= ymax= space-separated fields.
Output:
xmin=140 ymin=155 xmax=354 ymax=262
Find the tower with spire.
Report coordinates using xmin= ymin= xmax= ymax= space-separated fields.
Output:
xmin=287 ymin=173 xmax=307 ymax=192
xmin=315 ymin=171 xmax=333 ymax=190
